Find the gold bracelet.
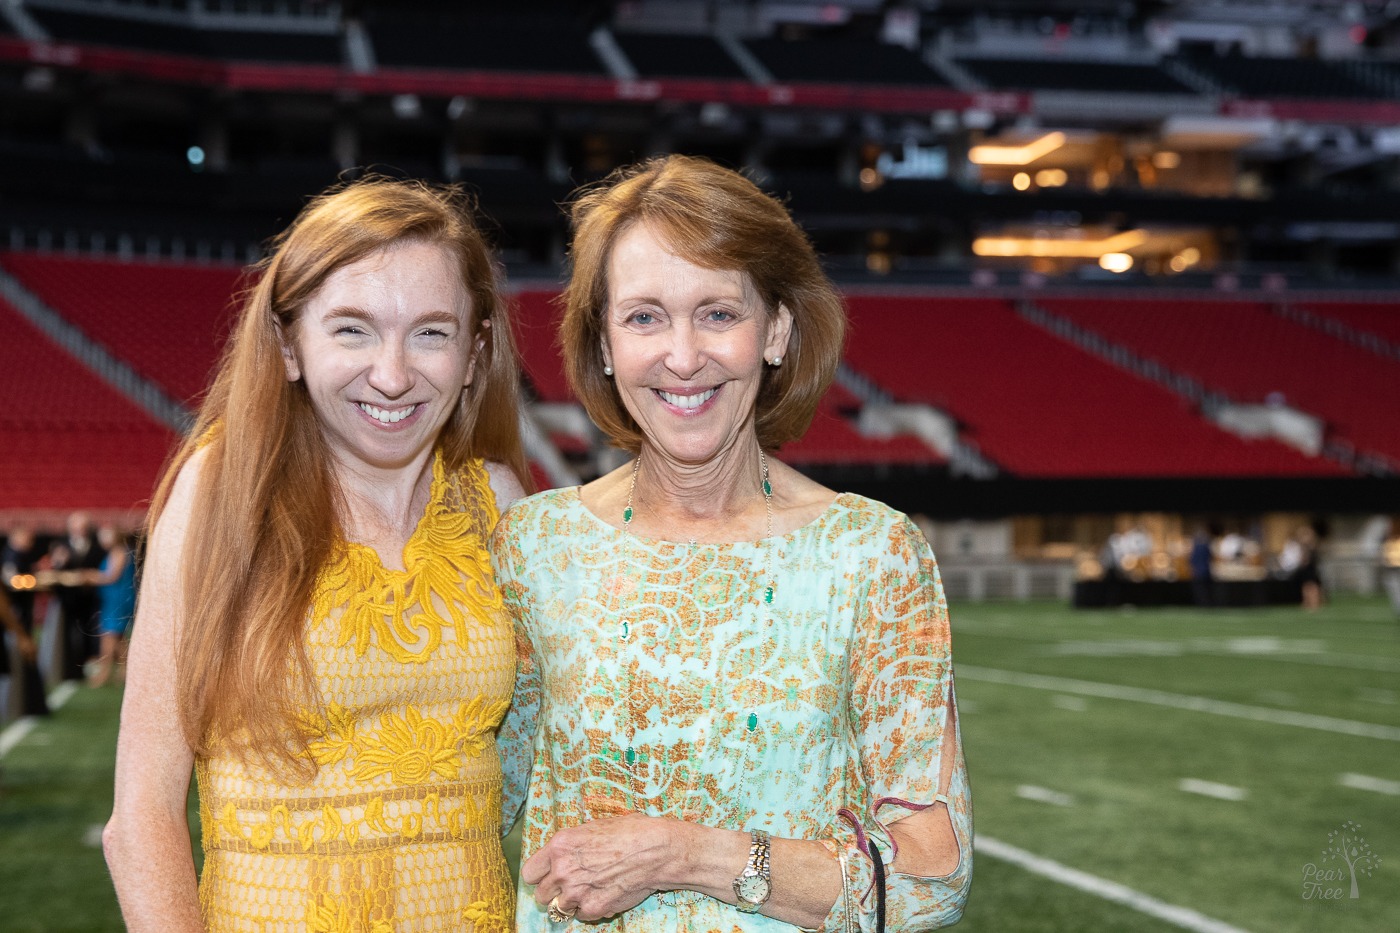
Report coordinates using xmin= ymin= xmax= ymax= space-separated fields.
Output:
xmin=838 ymin=848 xmax=857 ymax=933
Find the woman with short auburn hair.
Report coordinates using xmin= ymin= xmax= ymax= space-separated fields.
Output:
xmin=560 ymin=154 xmax=847 ymax=453
xmin=494 ymin=154 xmax=971 ymax=932
xmin=105 ymin=176 xmax=531 ymax=932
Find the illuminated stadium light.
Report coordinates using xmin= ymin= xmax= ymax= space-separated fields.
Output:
xmin=1099 ymin=252 xmax=1135 ymax=273
xmin=968 ymin=132 xmax=1066 ymax=166
xmin=972 ymin=229 xmax=1148 ymax=258
xmin=1012 ymin=172 xmax=1032 ymax=191
xmin=1169 ymin=247 xmax=1202 ymax=272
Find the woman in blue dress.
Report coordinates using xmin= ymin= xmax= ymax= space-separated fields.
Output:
xmin=88 ymin=523 xmax=136 ymax=687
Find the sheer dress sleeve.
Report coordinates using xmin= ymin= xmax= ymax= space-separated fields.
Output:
xmin=822 ymin=516 xmax=972 ymax=932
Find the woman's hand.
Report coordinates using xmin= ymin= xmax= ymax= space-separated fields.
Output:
xmin=522 ymin=813 xmax=687 ymax=922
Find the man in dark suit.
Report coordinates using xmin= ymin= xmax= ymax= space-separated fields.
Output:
xmin=49 ymin=512 xmax=107 ymax=681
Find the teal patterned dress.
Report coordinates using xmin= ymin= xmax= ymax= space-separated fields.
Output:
xmin=492 ymin=486 xmax=972 ymax=932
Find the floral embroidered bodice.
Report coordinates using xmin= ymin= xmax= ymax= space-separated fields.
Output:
xmin=196 ymin=454 xmax=515 ymax=933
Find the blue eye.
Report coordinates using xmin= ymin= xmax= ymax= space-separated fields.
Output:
xmin=630 ymin=311 xmax=656 ymax=326
xmin=707 ymin=308 xmax=735 ymax=322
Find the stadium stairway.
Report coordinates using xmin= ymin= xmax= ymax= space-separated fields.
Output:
xmin=1033 ymin=296 xmax=1398 ymax=476
xmin=0 ymin=289 xmax=177 ymax=516
xmin=1274 ymin=301 xmax=1400 ymax=364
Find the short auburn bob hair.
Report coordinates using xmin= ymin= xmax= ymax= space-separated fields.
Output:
xmin=560 ymin=154 xmax=847 ymax=453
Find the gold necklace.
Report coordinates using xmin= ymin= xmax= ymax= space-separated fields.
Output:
xmin=610 ymin=448 xmax=778 ymax=774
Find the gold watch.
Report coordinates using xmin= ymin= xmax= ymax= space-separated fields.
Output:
xmin=732 ymin=829 xmax=772 ymax=913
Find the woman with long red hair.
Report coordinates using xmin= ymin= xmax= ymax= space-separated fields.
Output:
xmin=104 ymin=177 xmax=531 ymax=932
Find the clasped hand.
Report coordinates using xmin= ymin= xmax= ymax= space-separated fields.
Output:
xmin=523 ymin=813 xmax=687 ymax=923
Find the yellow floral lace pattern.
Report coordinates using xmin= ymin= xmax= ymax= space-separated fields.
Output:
xmin=308 ymin=893 xmax=393 ymax=933
xmin=293 ymin=696 xmax=509 ymax=786
xmin=208 ymin=782 xmax=504 ymax=854
xmin=313 ymin=453 xmax=507 ymax=664
xmin=197 ymin=455 xmax=516 ymax=933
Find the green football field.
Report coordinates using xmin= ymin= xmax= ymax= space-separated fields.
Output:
xmin=2 ymin=597 xmax=1396 ymax=932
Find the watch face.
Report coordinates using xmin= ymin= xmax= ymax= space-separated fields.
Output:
xmin=736 ymin=874 xmax=771 ymax=904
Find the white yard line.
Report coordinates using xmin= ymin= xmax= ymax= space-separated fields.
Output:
xmin=0 ymin=681 xmax=82 ymax=759
xmin=0 ymin=718 xmax=36 ymax=758
xmin=1052 ymin=694 xmax=1089 ymax=712
xmin=1178 ymin=778 xmax=1248 ymax=801
xmin=48 ymin=681 xmax=79 ymax=709
xmin=1193 ymin=650 xmax=1400 ymax=674
xmin=956 ymin=623 xmax=1400 ymax=673
xmin=956 ymin=665 xmax=1400 ymax=741
xmin=1016 ymin=784 xmax=1076 ymax=807
xmin=1338 ymin=773 xmax=1400 ymax=796
xmin=976 ymin=835 xmax=1252 ymax=933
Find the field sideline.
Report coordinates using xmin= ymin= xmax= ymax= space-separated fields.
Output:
xmin=2 ymin=597 xmax=1396 ymax=932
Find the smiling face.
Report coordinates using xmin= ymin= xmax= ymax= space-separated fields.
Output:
xmin=602 ymin=222 xmax=791 ymax=466
xmin=281 ymin=239 xmax=478 ymax=474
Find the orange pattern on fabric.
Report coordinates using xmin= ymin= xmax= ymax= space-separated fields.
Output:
xmin=492 ymin=488 xmax=972 ymax=932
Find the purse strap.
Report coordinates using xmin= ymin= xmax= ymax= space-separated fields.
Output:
xmin=868 ymin=842 xmax=887 ymax=933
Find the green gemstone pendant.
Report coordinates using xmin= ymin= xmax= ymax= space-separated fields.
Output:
xmin=762 ymin=479 xmax=772 ymax=497
xmin=764 ymin=585 xmax=774 ymax=604
xmin=623 ymin=505 xmax=634 ymax=524
xmin=620 ymin=620 xmax=630 ymax=639
xmin=746 ymin=712 xmax=759 ymax=732
xmin=625 ymin=745 xmax=637 ymax=766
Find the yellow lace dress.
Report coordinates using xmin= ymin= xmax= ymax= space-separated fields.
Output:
xmin=196 ymin=455 xmax=516 ymax=933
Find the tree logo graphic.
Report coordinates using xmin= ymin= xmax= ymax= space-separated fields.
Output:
xmin=1302 ymin=820 xmax=1381 ymax=901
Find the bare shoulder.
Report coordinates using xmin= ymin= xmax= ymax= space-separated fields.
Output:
xmin=151 ymin=446 xmax=211 ymax=552
xmin=577 ymin=460 xmax=633 ymax=521
xmin=484 ymin=460 xmax=528 ymax=513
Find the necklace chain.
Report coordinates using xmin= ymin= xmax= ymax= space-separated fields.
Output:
xmin=612 ymin=448 xmax=778 ymax=818
xmin=623 ymin=449 xmax=773 ymax=541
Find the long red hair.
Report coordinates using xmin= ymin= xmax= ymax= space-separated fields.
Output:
xmin=149 ymin=177 xmax=530 ymax=775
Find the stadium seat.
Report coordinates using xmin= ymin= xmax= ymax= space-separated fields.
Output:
xmin=1 ymin=253 xmax=244 ymax=405
xmin=1038 ymin=297 xmax=1400 ymax=467
xmin=843 ymin=295 xmax=1349 ymax=478
xmin=0 ymin=296 xmax=175 ymax=510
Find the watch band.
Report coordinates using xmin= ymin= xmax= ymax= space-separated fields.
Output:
xmin=733 ymin=828 xmax=772 ymax=913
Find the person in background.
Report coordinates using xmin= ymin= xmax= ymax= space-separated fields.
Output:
xmin=104 ymin=177 xmax=530 ymax=932
xmin=1380 ymin=519 xmax=1400 ymax=619
xmin=2 ymin=584 xmax=38 ymax=714
xmin=493 ymin=154 xmax=970 ymax=932
xmin=2 ymin=527 xmax=50 ymax=716
xmin=2 ymin=526 xmax=40 ymax=631
xmin=1292 ymin=526 xmax=1324 ymax=611
xmin=86 ymin=524 xmax=137 ymax=688
xmin=49 ymin=511 xmax=105 ymax=680
xmin=1189 ymin=526 xmax=1215 ymax=608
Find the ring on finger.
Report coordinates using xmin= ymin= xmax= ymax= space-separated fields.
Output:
xmin=547 ymin=895 xmax=578 ymax=924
